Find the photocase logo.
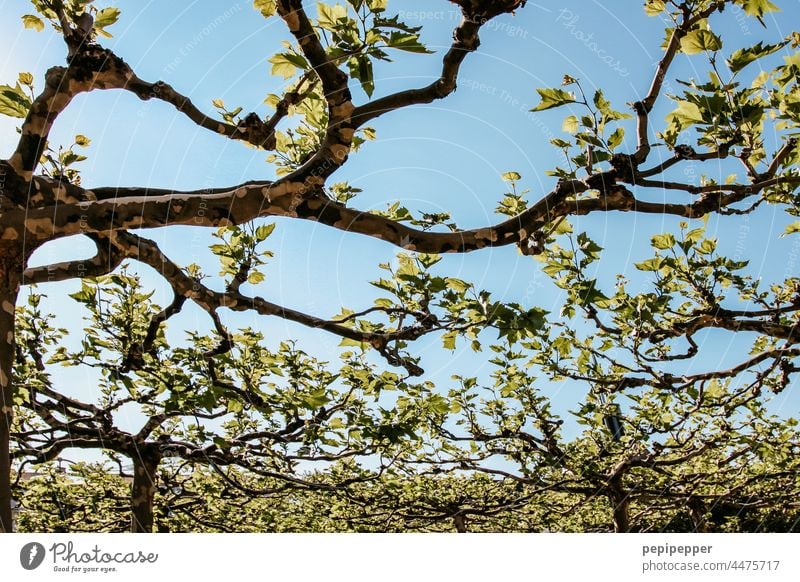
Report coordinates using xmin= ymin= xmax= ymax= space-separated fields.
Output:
xmin=20 ymin=542 xmax=46 ymax=570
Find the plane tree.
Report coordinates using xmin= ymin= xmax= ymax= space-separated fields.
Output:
xmin=12 ymin=270 xmax=429 ymax=532
xmin=421 ymin=222 xmax=800 ymax=532
xmin=1 ymin=0 xmax=799 ymax=531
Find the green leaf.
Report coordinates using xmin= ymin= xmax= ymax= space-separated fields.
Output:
xmin=385 ymin=31 xmax=430 ymax=53
xmin=562 ymin=115 xmax=579 ymax=134
xmin=74 ymin=134 xmax=91 ymax=147
xmin=680 ymin=29 xmax=722 ymax=55
xmin=302 ymin=388 xmax=332 ymax=409
xmin=69 ymin=285 xmax=95 ymax=303
xmin=635 ymin=257 xmax=663 ymax=272
xmin=739 ymin=0 xmax=780 ymax=18
xmin=644 ymin=0 xmax=666 ymax=16
xmin=374 ymin=297 xmax=394 ymax=308
xmin=347 ymin=55 xmax=374 ymax=97
xmin=575 ymin=132 xmax=604 ymax=148
xmin=339 ymin=337 xmax=368 ymax=349
xmin=685 ymin=227 xmax=705 ymax=243
xmin=317 ymin=3 xmax=348 ymax=31
xmin=501 ymin=171 xmax=521 ymax=182
xmin=247 ymin=271 xmax=266 ymax=284
xmin=727 ymin=41 xmax=784 ymax=74
xmin=607 ymin=127 xmax=625 ymax=150
xmin=531 ymin=88 xmax=576 ymax=112
xmin=268 ymin=52 xmax=308 ymax=79
xmin=255 ymin=223 xmax=276 ymax=241
xmin=593 ymin=90 xmax=612 ymax=117
xmin=0 ymin=83 xmax=32 ymax=118
xmin=18 ymin=72 xmax=33 ymax=87
xmin=21 ymin=14 xmax=44 ymax=32
xmin=445 ymin=278 xmax=470 ymax=293
xmin=651 ymin=233 xmax=675 ymax=250
xmin=782 ymin=221 xmax=800 ymax=236
xmin=696 ymin=238 xmax=717 ymax=255
xmin=61 ymin=152 xmax=86 ymax=166
xmin=667 ymin=100 xmax=705 ymax=126
xmin=253 ymin=0 xmax=277 ymax=18
xmin=93 ymin=7 xmax=121 ymax=38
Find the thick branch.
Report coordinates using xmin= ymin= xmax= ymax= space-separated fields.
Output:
xmin=22 ymin=234 xmax=121 ymax=284
xmin=274 ymin=0 xmax=354 ymax=186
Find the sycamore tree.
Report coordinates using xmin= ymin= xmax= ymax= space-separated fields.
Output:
xmin=1 ymin=0 xmax=799 ymax=532
xmin=12 ymin=271 xmax=430 ymax=532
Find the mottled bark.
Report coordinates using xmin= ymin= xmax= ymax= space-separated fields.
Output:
xmin=130 ymin=448 xmax=161 ymax=533
xmin=0 ymin=243 xmax=23 ymax=532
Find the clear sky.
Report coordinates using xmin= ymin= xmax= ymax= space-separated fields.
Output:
xmin=1 ymin=0 xmax=799 ymax=445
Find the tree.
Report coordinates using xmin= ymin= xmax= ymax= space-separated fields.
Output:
xmin=2 ymin=0 xmax=799 ymax=532
xmin=13 ymin=272 xmax=427 ymax=532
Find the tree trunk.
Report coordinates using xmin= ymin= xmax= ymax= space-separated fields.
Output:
xmin=609 ymin=475 xmax=630 ymax=533
xmin=453 ymin=514 xmax=468 ymax=533
xmin=611 ymin=495 xmax=630 ymax=533
xmin=0 ymin=254 xmax=21 ymax=533
xmin=130 ymin=449 xmax=161 ymax=533
xmin=688 ymin=497 xmax=708 ymax=533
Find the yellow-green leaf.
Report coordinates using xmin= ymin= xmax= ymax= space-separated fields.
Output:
xmin=0 ymin=83 xmax=32 ymax=118
xmin=782 ymin=222 xmax=800 ymax=236
xmin=253 ymin=0 xmax=277 ymax=18
xmin=93 ymin=7 xmax=121 ymax=38
xmin=255 ymin=223 xmax=276 ymax=241
xmin=651 ymin=233 xmax=675 ymax=250
xmin=531 ymin=88 xmax=576 ymax=112
xmin=740 ymin=0 xmax=780 ymax=18
xmin=562 ymin=115 xmax=579 ymax=134
xmin=680 ymin=29 xmax=722 ymax=55
xmin=644 ymin=0 xmax=666 ymax=16
xmin=317 ymin=3 xmax=348 ymax=31
xmin=21 ymin=14 xmax=44 ymax=32
xmin=247 ymin=270 xmax=266 ymax=285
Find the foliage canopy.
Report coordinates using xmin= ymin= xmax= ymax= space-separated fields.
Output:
xmin=0 ymin=0 xmax=798 ymax=532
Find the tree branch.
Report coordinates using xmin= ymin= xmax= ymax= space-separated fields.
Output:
xmin=352 ymin=1 xmax=525 ymax=127
xmin=22 ymin=234 xmax=121 ymax=284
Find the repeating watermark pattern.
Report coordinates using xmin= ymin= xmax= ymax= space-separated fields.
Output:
xmin=397 ymin=10 xmax=530 ymax=39
xmin=163 ymin=4 xmax=244 ymax=75
xmin=555 ymin=9 xmax=629 ymax=77
xmin=18 ymin=541 xmax=158 ymax=575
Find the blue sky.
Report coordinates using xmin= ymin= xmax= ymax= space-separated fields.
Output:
xmin=1 ymin=0 xmax=799 ymax=444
